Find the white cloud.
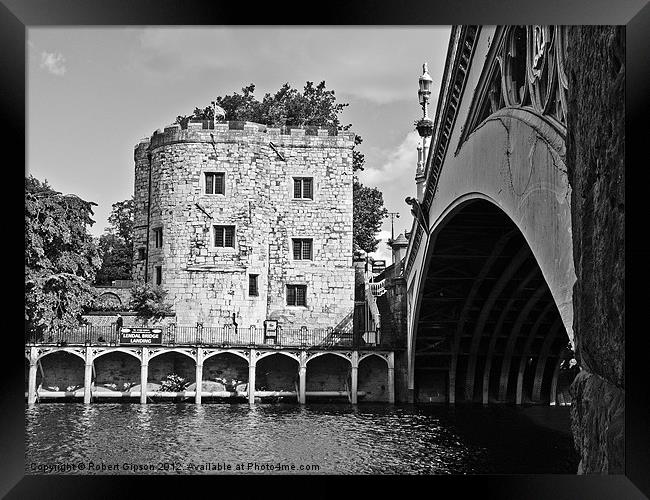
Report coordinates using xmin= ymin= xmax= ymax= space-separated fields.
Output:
xmin=40 ymin=51 xmax=66 ymax=76
xmin=359 ymin=131 xmax=421 ymax=186
xmin=369 ymin=230 xmax=393 ymax=264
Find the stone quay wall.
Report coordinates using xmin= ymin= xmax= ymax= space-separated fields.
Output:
xmin=566 ymin=26 xmax=625 ymax=474
xmin=132 ymin=121 xmax=355 ymax=330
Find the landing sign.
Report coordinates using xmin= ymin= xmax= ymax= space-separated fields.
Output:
xmin=119 ymin=327 xmax=163 ymax=345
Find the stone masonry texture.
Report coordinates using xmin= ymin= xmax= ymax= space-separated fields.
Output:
xmin=566 ymin=26 xmax=625 ymax=474
xmin=132 ymin=122 xmax=355 ymax=331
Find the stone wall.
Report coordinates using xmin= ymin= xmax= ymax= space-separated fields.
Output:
xmin=37 ymin=352 xmax=84 ymax=391
xmin=132 ymin=122 xmax=355 ymax=331
xmin=358 ymin=355 xmax=389 ymax=402
xmin=148 ymin=352 xmax=196 ymax=385
xmin=305 ymin=354 xmax=350 ymax=392
xmin=92 ymin=286 xmax=132 ymax=309
xmin=394 ymin=351 xmax=410 ymax=403
xmin=94 ymin=352 xmax=140 ymax=389
xmin=203 ymin=353 xmax=249 ymax=389
xmin=566 ymin=25 xmax=625 ymax=474
xmin=375 ymin=261 xmax=408 ymax=400
xmin=255 ymin=354 xmax=298 ymax=391
xmin=375 ymin=261 xmax=407 ymax=348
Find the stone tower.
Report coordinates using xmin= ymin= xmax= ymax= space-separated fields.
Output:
xmin=132 ymin=121 xmax=355 ymax=329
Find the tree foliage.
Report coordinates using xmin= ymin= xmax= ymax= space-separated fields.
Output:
xmin=175 ymin=81 xmax=385 ymax=251
xmin=353 ymin=180 xmax=389 ymax=253
xmin=107 ymin=198 xmax=134 ymax=248
xmin=25 ymin=175 xmax=101 ymax=337
xmin=129 ymin=282 xmax=173 ymax=320
xmin=176 ymin=81 xmax=349 ymax=129
xmin=95 ymin=197 xmax=134 ymax=285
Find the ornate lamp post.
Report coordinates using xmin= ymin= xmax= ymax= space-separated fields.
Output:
xmin=415 ymin=63 xmax=434 ymax=201
xmin=418 ymin=62 xmax=434 ymax=121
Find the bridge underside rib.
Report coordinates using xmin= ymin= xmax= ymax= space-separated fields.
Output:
xmin=413 ymin=200 xmax=573 ymax=405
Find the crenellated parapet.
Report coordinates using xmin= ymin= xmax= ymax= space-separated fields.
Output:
xmin=138 ymin=121 xmax=355 ymax=152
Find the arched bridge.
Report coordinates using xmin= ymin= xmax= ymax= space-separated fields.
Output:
xmin=404 ymin=26 xmax=575 ymax=405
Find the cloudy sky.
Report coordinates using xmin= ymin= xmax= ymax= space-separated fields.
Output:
xmin=27 ymin=27 xmax=451 ymax=262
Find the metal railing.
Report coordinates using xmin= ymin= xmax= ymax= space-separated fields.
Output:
xmin=369 ymin=279 xmax=386 ymax=297
xmin=26 ymin=326 xmax=119 ymax=345
xmin=25 ymin=324 xmax=389 ymax=349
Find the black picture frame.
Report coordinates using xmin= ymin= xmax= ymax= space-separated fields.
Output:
xmin=5 ymin=0 xmax=649 ymax=498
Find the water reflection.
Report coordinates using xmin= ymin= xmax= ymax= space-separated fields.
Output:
xmin=25 ymin=403 xmax=578 ymax=475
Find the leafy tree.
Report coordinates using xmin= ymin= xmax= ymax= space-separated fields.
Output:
xmin=107 ymin=198 xmax=134 ymax=248
xmin=129 ymin=282 xmax=173 ymax=320
xmin=353 ymin=180 xmax=388 ymax=253
xmin=176 ymin=81 xmax=349 ymax=130
xmin=25 ymin=175 xmax=101 ymax=338
xmin=95 ymin=197 xmax=134 ymax=285
xmin=176 ymin=82 xmax=369 ymax=169
xmin=175 ymin=82 xmax=384 ymax=250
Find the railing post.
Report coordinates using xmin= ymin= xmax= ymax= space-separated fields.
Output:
xmin=300 ymin=326 xmax=307 ymax=349
xmin=196 ymin=322 xmax=203 ymax=345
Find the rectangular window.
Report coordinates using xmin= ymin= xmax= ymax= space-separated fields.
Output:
xmin=287 ymin=285 xmax=307 ymax=306
xmin=205 ymin=172 xmax=225 ymax=195
xmin=155 ymin=265 xmax=162 ymax=285
xmin=292 ymin=238 xmax=313 ymax=260
xmin=214 ymin=225 xmax=235 ymax=247
xmin=138 ymin=248 xmax=146 ymax=260
xmin=249 ymin=274 xmax=259 ymax=297
xmin=293 ymin=177 xmax=313 ymax=199
xmin=153 ymin=228 xmax=163 ymax=248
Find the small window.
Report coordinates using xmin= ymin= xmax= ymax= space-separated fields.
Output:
xmin=153 ymin=228 xmax=163 ymax=248
xmin=138 ymin=248 xmax=146 ymax=260
xmin=249 ymin=274 xmax=259 ymax=297
xmin=205 ymin=172 xmax=225 ymax=195
xmin=214 ymin=225 xmax=235 ymax=247
xmin=287 ymin=285 xmax=307 ymax=306
xmin=292 ymin=238 xmax=313 ymax=260
xmin=293 ymin=177 xmax=313 ymax=199
xmin=155 ymin=265 xmax=162 ymax=285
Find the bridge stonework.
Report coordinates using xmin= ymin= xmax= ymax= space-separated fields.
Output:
xmin=405 ymin=25 xmax=576 ymax=406
xmin=403 ymin=24 xmax=625 ymax=474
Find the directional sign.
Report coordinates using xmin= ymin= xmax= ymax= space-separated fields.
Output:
xmin=372 ymin=260 xmax=386 ymax=273
xmin=119 ymin=327 xmax=163 ymax=345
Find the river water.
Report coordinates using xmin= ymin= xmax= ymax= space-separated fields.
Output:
xmin=25 ymin=403 xmax=578 ymax=475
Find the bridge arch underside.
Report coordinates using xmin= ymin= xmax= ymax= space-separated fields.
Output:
xmin=414 ymin=200 xmax=574 ymax=405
